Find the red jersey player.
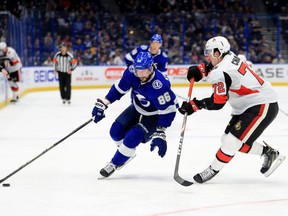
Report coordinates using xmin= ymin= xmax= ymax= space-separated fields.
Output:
xmin=179 ymin=36 xmax=286 ymax=183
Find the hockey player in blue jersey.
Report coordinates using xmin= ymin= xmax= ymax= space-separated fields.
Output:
xmin=124 ymin=34 xmax=169 ymax=77
xmin=92 ymin=52 xmax=178 ymax=178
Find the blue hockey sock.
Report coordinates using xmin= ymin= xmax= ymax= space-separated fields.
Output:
xmin=112 ymin=150 xmax=130 ymax=166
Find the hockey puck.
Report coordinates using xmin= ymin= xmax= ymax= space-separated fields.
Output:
xmin=2 ymin=183 xmax=10 ymax=187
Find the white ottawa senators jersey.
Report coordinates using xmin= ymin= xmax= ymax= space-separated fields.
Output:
xmin=1 ymin=47 xmax=22 ymax=73
xmin=207 ymin=52 xmax=277 ymax=115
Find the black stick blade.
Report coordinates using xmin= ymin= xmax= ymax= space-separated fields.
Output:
xmin=174 ymin=175 xmax=193 ymax=186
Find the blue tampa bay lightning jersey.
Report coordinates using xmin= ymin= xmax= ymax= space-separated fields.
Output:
xmin=105 ymin=66 xmax=178 ymax=128
xmin=124 ymin=45 xmax=168 ymax=74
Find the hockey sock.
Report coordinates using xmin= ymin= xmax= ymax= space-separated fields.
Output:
xmin=246 ymin=141 xmax=264 ymax=156
xmin=211 ymin=133 xmax=243 ymax=171
xmin=112 ymin=150 xmax=130 ymax=166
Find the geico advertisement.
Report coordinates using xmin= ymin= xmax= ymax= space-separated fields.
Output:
xmin=34 ymin=68 xmax=58 ymax=83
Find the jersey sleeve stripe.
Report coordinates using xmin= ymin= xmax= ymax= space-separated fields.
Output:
xmin=213 ymin=94 xmax=228 ymax=104
xmin=114 ymin=80 xmax=130 ymax=94
xmin=158 ymin=104 xmax=177 ymax=115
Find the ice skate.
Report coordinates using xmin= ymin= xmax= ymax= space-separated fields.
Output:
xmin=261 ymin=142 xmax=286 ymax=177
xmin=99 ymin=154 xmax=136 ymax=179
xmin=99 ymin=162 xmax=117 ymax=178
xmin=193 ymin=166 xmax=219 ymax=183
xmin=10 ymin=96 xmax=19 ymax=103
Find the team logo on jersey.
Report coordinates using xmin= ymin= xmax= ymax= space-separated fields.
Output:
xmin=135 ymin=93 xmax=150 ymax=107
xmin=152 ymin=80 xmax=163 ymax=89
xmin=128 ymin=65 xmax=135 ymax=73
xmin=234 ymin=120 xmax=242 ymax=131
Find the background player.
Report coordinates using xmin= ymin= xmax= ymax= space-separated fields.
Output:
xmin=124 ymin=34 xmax=169 ymax=77
xmin=92 ymin=52 xmax=178 ymax=178
xmin=179 ymin=36 xmax=285 ymax=183
xmin=0 ymin=42 xmax=22 ymax=103
xmin=0 ymin=64 xmax=9 ymax=78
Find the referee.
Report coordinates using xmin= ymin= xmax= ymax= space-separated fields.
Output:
xmin=53 ymin=42 xmax=78 ymax=104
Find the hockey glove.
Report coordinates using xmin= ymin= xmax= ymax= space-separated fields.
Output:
xmin=187 ymin=62 xmax=213 ymax=82
xmin=150 ymin=127 xmax=167 ymax=158
xmin=92 ymin=99 xmax=108 ymax=123
xmin=178 ymin=98 xmax=202 ymax=115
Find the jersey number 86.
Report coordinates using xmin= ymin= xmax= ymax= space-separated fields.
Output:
xmin=157 ymin=92 xmax=171 ymax=105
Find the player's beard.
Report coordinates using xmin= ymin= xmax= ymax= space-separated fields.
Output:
xmin=140 ymin=77 xmax=149 ymax=82
xmin=139 ymin=72 xmax=153 ymax=83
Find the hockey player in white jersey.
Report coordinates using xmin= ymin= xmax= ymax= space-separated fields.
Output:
xmin=0 ymin=42 xmax=22 ymax=103
xmin=0 ymin=64 xmax=9 ymax=78
xmin=179 ymin=36 xmax=286 ymax=183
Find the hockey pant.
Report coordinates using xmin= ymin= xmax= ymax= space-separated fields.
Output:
xmin=211 ymin=102 xmax=278 ymax=171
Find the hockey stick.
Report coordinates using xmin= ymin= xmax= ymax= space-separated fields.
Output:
xmin=176 ymin=94 xmax=186 ymax=101
xmin=279 ymin=108 xmax=288 ymax=117
xmin=174 ymin=78 xmax=194 ymax=186
xmin=0 ymin=118 xmax=93 ymax=184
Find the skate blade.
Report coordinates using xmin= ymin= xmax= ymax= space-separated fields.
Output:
xmin=264 ymin=154 xmax=286 ymax=177
xmin=98 ymin=176 xmax=108 ymax=180
xmin=116 ymin=154 xmax=136 ymax=171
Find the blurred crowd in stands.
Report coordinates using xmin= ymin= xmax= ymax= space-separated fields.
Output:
xmin=1 ymin=0 xmax=288 ymax=66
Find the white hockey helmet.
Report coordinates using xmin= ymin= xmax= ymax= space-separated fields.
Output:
xmin=0 ymin=42 xmax=7 ymax=51
xmin=204 ymin=36 xmax=230 ymax=57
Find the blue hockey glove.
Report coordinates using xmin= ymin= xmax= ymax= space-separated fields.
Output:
xmin=92 ymin=99 xmax=108 ymax=123
xmin=150 ymin=127 xmax=167 ymax=158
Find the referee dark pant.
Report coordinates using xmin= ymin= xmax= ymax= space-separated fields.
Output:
xmin=57 ymin=71 xmax=71 ymax=102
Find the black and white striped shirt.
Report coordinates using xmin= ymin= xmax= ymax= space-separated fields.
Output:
xmin=53 ymin=51 xmax=77 ymax=73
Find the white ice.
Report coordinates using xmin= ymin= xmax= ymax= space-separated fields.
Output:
xmin=0 ymin=86 xmax=288 ymax=216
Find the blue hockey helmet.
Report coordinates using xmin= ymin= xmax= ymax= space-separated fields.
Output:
xmin=134 ymin=52 xmax=154 ymax=70
xmin=150 ymin=34 xmax=163 ymax=43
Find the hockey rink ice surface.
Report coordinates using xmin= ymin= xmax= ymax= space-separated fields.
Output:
xmin=0 ymin=86 xmax=287 ymax=216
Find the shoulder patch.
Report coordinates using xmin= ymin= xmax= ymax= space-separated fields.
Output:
xmin=128 ymin=65 xmax=135 ymax=73
xmin=140 ymin=45 xmax=149 ymax=50
xmin=152 ymin=80 xmax=163 ymax=90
